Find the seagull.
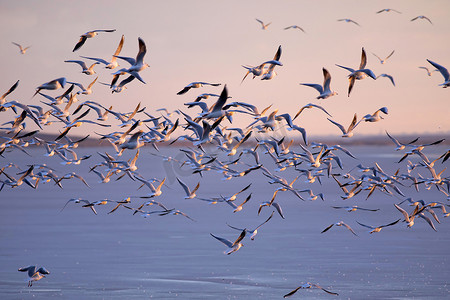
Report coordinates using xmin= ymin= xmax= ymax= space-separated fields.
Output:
xmin=356 ymin=219 xmax=400 ymax=233
xmin=337 ymin=18 xmax=360 ymax=26
xmin=68 ymin=76 xmax=98 ymax=95
xmin=227 ymin=211 xmax=274 ymax=240
xmin=255 ymin=18 xmax=271 ymax=30
xmin=60 ymin=198 xmax=98 ymax=215
xmin=332 ymin=206 xmax=379 ymax=212
xmin=298 ymin=189 xmax=324 ymax=201
xmin=376 ymin=8 xmax=401 ymax=14
xmin=426 ymin=59 xmax=450 ymax=87
xmin=113 ymin=37 xmax=150 ymax=84
xmin=418 ymin=66 xmax=437 ymax=76
xmin=293 ymin=103 xmax=332 ymax=121
xmin=64 ymin=60 xmax=100 ymax=75
xmin=18 ymin=266 xmax=50 ymax=287
xmin=385 ymin=131 xmax=419 ymax=151
xmin=321 ymin=221 xmax=358 ymax=236
xmin=411 ymin=15 xmax=433 ymax=24
xmin=299 ymin=68 xmax=338 ymax=100
xmin=73 ymin=29 xmax=116 ymax=52
xmin=176 ymin=177 xmax=200 ymax=199
xmin=210 ymin=229 xmax=246 ymax=255
xmin=12 ymin=42 xmax=31 ymax=54
xmin=284 ymin=25 xmax=305 ymax=33
xmin=327 ymin=113 xmax=360 ymax=137
xmin=177 ymin=82 xmax=221 ymax=95
xmin=33 ymin=77 xmax=67 ymax=97
xmin=284 ymin=282 xmax=339 ymax=297
xmin=80 ymin=35 xmax=124 ymax=69
xmin=372 ymin=50 xmax=395 ymax=64
xmin=376 ymin=74 xmax=395 ymax=86
xmin=336 ymin=47 xmax=377 ymax=96
xmin=362 ymin=107 xmax=388 ymax=122
xmin=394 ymin=204 xmax=425 ymax=228
xmin=261 ymin=45 xmax=283 ymax=80
xmin=0 ymin=80 xmax=19 ymax=106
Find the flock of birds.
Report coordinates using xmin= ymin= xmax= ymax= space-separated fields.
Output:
xmin=3 ymin=7 xmax=450 ymax=297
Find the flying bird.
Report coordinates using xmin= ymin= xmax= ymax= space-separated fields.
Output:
xmin=327 ymin=113 xmax=360 ymax=137
xmin=376 ymin=74 xmax=395 ymax=86
xmin=12 ymin=42 xmax=31 ymax=54
xmin=284 ymin=282 xmax=339 ymax=297
xmin=73 ymin=29 xmax=116 ymax=52
xmin=18 ymin=265 xmax=50 ymax=287
xmin=426 ymin=59 xmax=450 ymax=87
xmin=356 ymin=219 xmax=400 ymax=233
xmin=210 ymin=229 xmax=246 ymax=255
xmin=299 ymin=68 xmax=338 ymax=100
xmin=80 ymin=35 xmax=125 ymax=69
xmin=337 ymin=18 xmax=360 ymax=26
xmin=372 ymin=50 xmax=395 ymax=64
xmin=177 ymin=82 xmax=221 ymax=95
xmin=255 ymin=18 xmax=271 ymax=30
xmin=376 ymin=8 xmax=401 ymax=14
xmin=410 ymin=15 xmax=433 ymax=24
xmin=284 ymin=25 xmax=305 ymax=33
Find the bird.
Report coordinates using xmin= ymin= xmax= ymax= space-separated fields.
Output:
xmin=299 ymin=68 xmax=338 ymax=100
xmin=376 ymin=8 xmax=401 ymax=14
xmin=80 ymin=35 xmax=125 ymax=69
xmin=284 ymin=282 xmax=339 ymax=297
xmin=321 ymin=221 xmax=358 ymax=236
xmin=336 ymin=47 xmax=377 ymax=96
xmin=210 ymin=229 xmax=246 ymax=255
xmin=356 ymin=219 xmax=400 ymax=233
xmin=113 ymin=37 xmax=150 ymax=84
xmin=64 ymin=60 xmax=100 ymax=75
xmin=261 ymin=45 xmax=283 ymax=80
xmin=372 ymin=50 xmax=395 ymax=64
xmin=33 ymin=77 xmax=67 ymax=97
xmin=73 ymin=29 xmax=116 ymax=52
xmin=227 ymin=211 xmax=274 ymax=240
xmin=60 ymin=198 xmax=98 ymax=215
xmin=418 ymin=66 xmax=437 ymax=76
xmin=394 ymin=204 xmax=424 ymax=228
xmin=376 ymin=74 xmax=395 ymax=86
xmin=12 ymin=42 xmax=31 ymax=54
xmin=255 ymin=18 xmax=271 ymax=30
xmin=284 ymin=25 xmax=305 ymax=33
xmin=177 ymin=82 xmax=221 ymax=95
xmin=410 ymin=15 xmax=433 ymax=24
xmin=361 ymin=107 xmax=388 ymax=122
xmin=426 ymin=59 xmax=450 ymax=88
xmin=293 ymin=103 xmax=332 ymax=121
xmin=337 ymin=18 xmax=360 ymax=26
xmin=332 ymin=206 xmax=379 ymax=212
xmin=18 ymin=266 xmax=50 ymax=287
xmin=327 ymin=113 xmax=360 ymax=137
xmin=176 ymin=177 xmax=200 ymax=199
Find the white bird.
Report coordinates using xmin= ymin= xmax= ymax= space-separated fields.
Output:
xmin=176 ymin=177 xmax=200 ymax=199
xmin=410 ymin=15 xmax=433 ymax=24
xmin=113 ymin=37 xmax=150 ymax=84
xmin=177 ymin=82 xmax=221 ymax=95
xmin=12 ymin=42 xmax=31 ymax=54
xmin=293 ymin=103 xmax=332 ymax=121
xmin=336 ymin=47 xmax=377 ymax=96
xmin=362 ymin=107 xmax=388 ymax=122
xmin=376 ymin=8 xmax=401 ymax=14
xmin=68 ymin=76 xmax=98 ymax=95
xmin=328 ymin=113 xmax=360 ymax=137
xmin=210 ymin=229 xmax=246 ymax=255
xmin=18 ymin=266 xmax=50 ymax=287
xmin=337 ymin=18 xmax=360 ymax=26
xmin=299 ymin=68 xmax=338 ymax=100
xmin=73 ymin=29 xmax=116 ymax=52
xmin=64 ymin=60 xmax=99 ymax=75
xmin=372 ymin=50 xmax=395 ymax=64
xmin=284 ymin=25 xmax=305 ymax=33
xmin=261 ymin=45 xmax=283 ymax=80
xmin=427 ymin=59 xmax=450 ymax=88
xmin=255 ymin=18 xmax=271 ymax=30
xmin=376 ymin=73 xmax=395 ymax=86
xmin=284 ymin=282 xmax=339 ymax=297
xmin=227 ymin=211 xmax=274 ymax=240
xmin=80 ymin=35 xmax=124 ymax=69
xmin=356 ymin=219 xmax=400 ymax=233
xmin=321 ymin=221 xmax=358 ymax=236
xmin=33 ymin=77 xmax=66 ymax=97
xmin=332 ymin=206 xmax=379 ymax=212
xmin=418 ymin=66 xmax=437 ymax=76
xmin=394 ymin=204 xmax=424 ymax=228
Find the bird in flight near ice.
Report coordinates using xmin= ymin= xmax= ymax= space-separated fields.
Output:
xmin=73 ymin=29 xmax=116 ymax=52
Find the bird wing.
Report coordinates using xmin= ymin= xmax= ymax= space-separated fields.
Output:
xmin=299 ymin=83 xmax=323 ymax=94
xmin=380 ymin=219 xmax=400 ymax=228
xmin=427 ymin=59 xmax=449 ymax=81
xmin=135 ymin=37 xmax=147 ymax=65
xmin=327 ymin=118 xmax=347 ymax=135
xmin=360 ymin=47 xmax=367 ymax=69
xmin=232 ymin=229 xmax=246 ymax=246
xmin=211 ymin=233 xmax=233 ymax=248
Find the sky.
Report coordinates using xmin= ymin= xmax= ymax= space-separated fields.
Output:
xmin=0 ymin=0 xmax=449 ymax=138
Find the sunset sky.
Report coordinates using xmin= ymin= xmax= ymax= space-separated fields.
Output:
xmin=1 ymin=0 xmax=449 ymax=137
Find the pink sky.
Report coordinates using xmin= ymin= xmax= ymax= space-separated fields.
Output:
xmin=0 ymin=0 xmax=449 ymax=138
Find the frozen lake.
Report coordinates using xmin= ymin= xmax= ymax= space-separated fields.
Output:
xmin=0 ymin=145 xmax=449 ymax=299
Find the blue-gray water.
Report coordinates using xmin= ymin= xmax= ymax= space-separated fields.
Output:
xmin=0 ymin=145 xmax=449 ymax=299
